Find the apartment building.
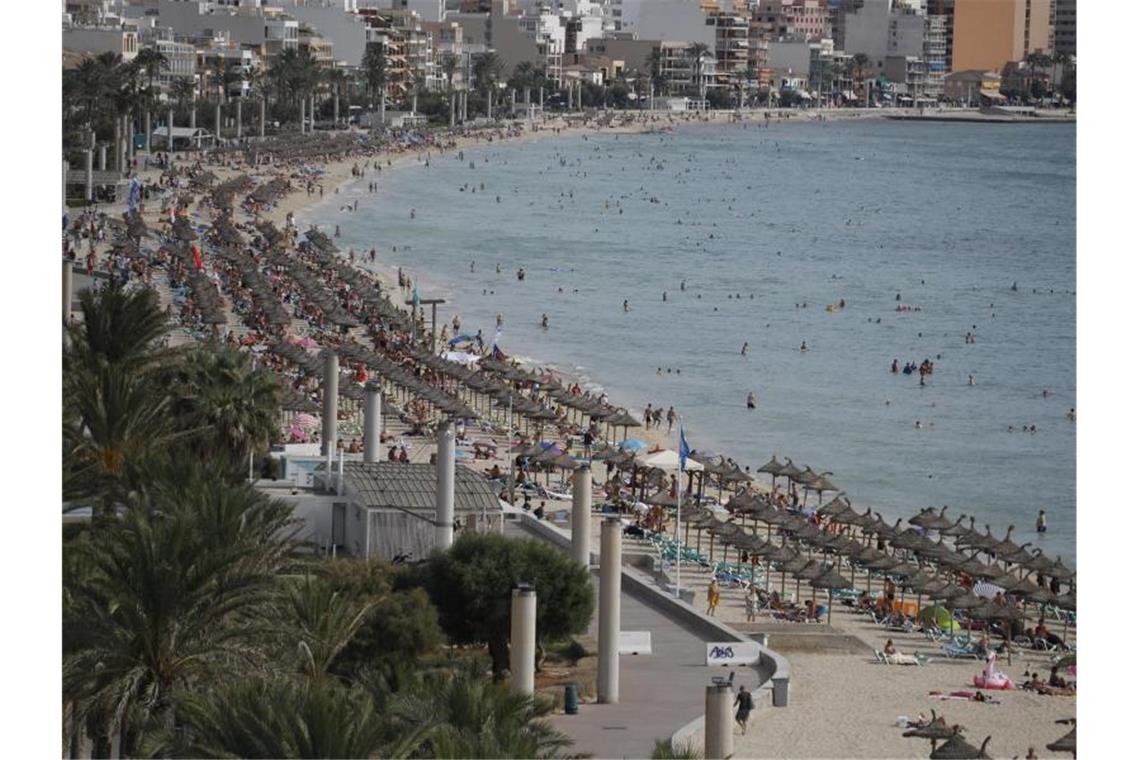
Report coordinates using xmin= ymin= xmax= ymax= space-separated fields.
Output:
xmin=950 ymin=0 xmax=1052 ymax=72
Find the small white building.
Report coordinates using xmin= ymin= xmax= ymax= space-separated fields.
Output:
xmin=295 ymin=462 xmax=504 ymax=561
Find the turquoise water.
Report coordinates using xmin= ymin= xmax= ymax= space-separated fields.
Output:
xmin=309 ymin=120 xmax=1076 ymax=562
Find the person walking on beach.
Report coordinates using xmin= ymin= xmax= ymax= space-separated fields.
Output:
xmin=666 ymin=406 xmax=676 ymax=432
xmin=734 ymin=685 xmax=754 ymax=735
xmin=706 ymin=579 xmax=721 ymax=616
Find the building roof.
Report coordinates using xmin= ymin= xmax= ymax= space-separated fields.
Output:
xmin=330 ymin=462 xmax=502 ymax=514
xmin=944 ymin=69 xmax=1000 ymax=83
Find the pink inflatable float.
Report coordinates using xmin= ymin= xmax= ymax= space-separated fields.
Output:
xmin=973 ymin=653 xmax=1015 ymax=690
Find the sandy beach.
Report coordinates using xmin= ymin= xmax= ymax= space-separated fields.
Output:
xmin=84 ymin=107 xmax=1075 ymax=760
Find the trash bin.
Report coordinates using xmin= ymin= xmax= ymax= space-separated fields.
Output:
xmin=564 ymin=683 xmax=579 ymax=715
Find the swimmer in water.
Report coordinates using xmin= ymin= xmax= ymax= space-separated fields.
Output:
xmin=410 ymin=209 xmax=416 ymax=219
xmin=800 ymin=341 xmax=807 ymax=352
xmin=663 ymin=291 xmax=668 ymax=302
xmin=968 ymin=374 xmax=976 ymax=386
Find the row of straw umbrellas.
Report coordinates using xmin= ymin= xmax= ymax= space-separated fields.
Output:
xmin=196 ymin=199 xmax=1075 ymax=633
xmin=902 ymin=711 xmax=1075 ymax=759
xmin=629 ymin=462 xmax=1074 ymax=627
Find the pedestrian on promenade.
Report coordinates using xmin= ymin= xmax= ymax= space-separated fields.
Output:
xmin=706 ymin=578 xmax=721 ymax=616
xmin=734 ymin=685 xmax=754 ymax=735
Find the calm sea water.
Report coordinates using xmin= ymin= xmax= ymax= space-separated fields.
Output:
xmin=306 ymin=120 xmax=1076 ymax=562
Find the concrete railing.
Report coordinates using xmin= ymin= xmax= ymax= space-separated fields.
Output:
xmin=512 ymin=510 xmax=791 ymax=749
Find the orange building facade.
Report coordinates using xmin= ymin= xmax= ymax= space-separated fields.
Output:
xmin=950 ymin=0 xmax=1052 ymax=72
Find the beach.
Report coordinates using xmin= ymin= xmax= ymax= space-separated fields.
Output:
xmin=81 ymin=108 xmax=1075 ymax=760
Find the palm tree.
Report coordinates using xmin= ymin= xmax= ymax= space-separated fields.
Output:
xmin=731 ymin=68 xmax=751 ymax=109
xmin=169 ymin=76 xmax=196 ymax=123
xmin=63 ymin=477 xmax=298 ymax=755
xmin=134 ymin=47 xmax=168 ymax=96
xmin=63 ymin=283 xmax=181 ymax=511
xmin=65 ymin=281 xmax=170 ymax=371
xmin=63 ymin=360 xmax=184 ymax=512
xmin=441 ymin=52 xmax=460 ymax=93
xmin=851 ymin=52 xmax=870 ymax=106
xmin=687 ymin=43 xmax=710 ymax=104
xmin=276 ymin=576 xmax=377 ymax=681
xmin=388 ymin=667 xmax=575 ymax=758
xmin=646 ymin=48 xmax=669 ymax=96
xmin=138 ymin=677 xmax=427 ymax=759
xmin=164 ymin=346 xmax=282 ymax=473
xmin=1025 ymin=51 xmax=1053 ymax=99
xmin=362 ymin=40 xmax=388 ymax=110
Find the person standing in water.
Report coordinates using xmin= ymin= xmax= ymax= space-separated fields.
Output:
xmin=741 ymin=342 xmax=749 ymax=356
xmin=540 ymin=313 xmax=548 ymax=329
xmin=1036 ymin=511 xmax=1047 ymax=533
xmin=746 ymin=391 xmax=756 ymax=409
xmin=623 ymin=299 xmax=629 ymax=312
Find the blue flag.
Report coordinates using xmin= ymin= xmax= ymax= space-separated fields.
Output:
xmin=679 ymin=424 xmax=690 ymax=472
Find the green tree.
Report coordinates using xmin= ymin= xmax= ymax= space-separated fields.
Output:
xmin=164 ymin=346 xmax=282 ymax=472
xmin=275 ymin=576 xmax=378 ymax=681
xmin=647 ymin=48 xmax=670 ymax=96
xmin=362 ymin=41 xmax=388 ymax=108
xmin=411 ymin=533 xmax=593 ymax=675
xmin=322 ymin=559 xmax=443 ymax=676
xmin=65 ymin=281 xmax=170 ymax=371
xmin=388 ymin=666 xmax=575 ymax=759
xmin=441 ymin=52 xmax=460 ymax=92
xmin=63 ymin=471 xmax=299 ymax=755
xmin=140 ymin=677 xmax=427 ymax=759
xmin=134 ymin=47 xmax=169 ymax=95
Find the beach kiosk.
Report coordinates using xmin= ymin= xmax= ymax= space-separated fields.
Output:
xmin=314 ymin=461 xmax=503 ymax=561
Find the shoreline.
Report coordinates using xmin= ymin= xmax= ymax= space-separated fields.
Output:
xmin=278 ymin=114 xmax=1074 ymax=562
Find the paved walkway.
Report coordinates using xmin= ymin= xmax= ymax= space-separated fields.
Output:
xmin=505 ymin=524 xmax=744 ymax=759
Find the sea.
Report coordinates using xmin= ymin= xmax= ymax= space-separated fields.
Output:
xmin=305 ymin=119 xmax=1077 ymax=563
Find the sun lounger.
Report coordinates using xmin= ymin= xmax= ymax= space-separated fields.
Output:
xmin=941 ymin=641 xmax=982 ymax=660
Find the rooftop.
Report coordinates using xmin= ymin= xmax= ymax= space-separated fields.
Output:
xmin=322 ymin=461 xmax=502 ymax=514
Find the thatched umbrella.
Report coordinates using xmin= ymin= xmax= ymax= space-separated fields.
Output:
xmin=944 ymin=589 xmax=987 ymax=640
xmin=1045 ymin=727 xmax=1076 ymax=758
xmin=809 ymin=565 xmax=852 ymax=623
xmin=777 ymin=459 xmax=804 ymax=491
xmin=757 ymin=455 xmax=784 ymax=486
xmin=930 ymin=733 xmax=991 ymax=759
xmin=605 ymin=409 xmax=642 ymax=443
xmin=957 ymin=525 xmax=1002 ymax=556
xmin=767 ymin=545 xmax=799 ymax=598
xmin=804 ymin=471 xmax=838 ymax=503
xmin=1044 ymin=556 xmax=1076 ymax=582
xmin=903 ymin=714 xmax=963 ymax=754
xmin=939 ymin=515 xmax=970 ymax=539
xmin=909 ymin=507 xmax=942 ymax=529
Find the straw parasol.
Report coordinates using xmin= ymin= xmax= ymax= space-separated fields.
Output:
xmin=929 ymin=733 xmax=991 ymax=759
xmin=903 ymin=714 xmax=964 ymax=754
xmin=957 ymin=525 xmax=1001 ymax=555
xmin=909 ymin=507 xmax=942 ymax=529
xmin=939 ymin=515 xmax=970 ymax=538
xmin=757 ymin=455 xmax=785 ymax=484
xmin=809 ymin=565 xmax=852 ymax=623
xmin=1045 ymin=727 xmax=1076 ymax=758
xmin=818 ymin=493 xmax=849 ymax=518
